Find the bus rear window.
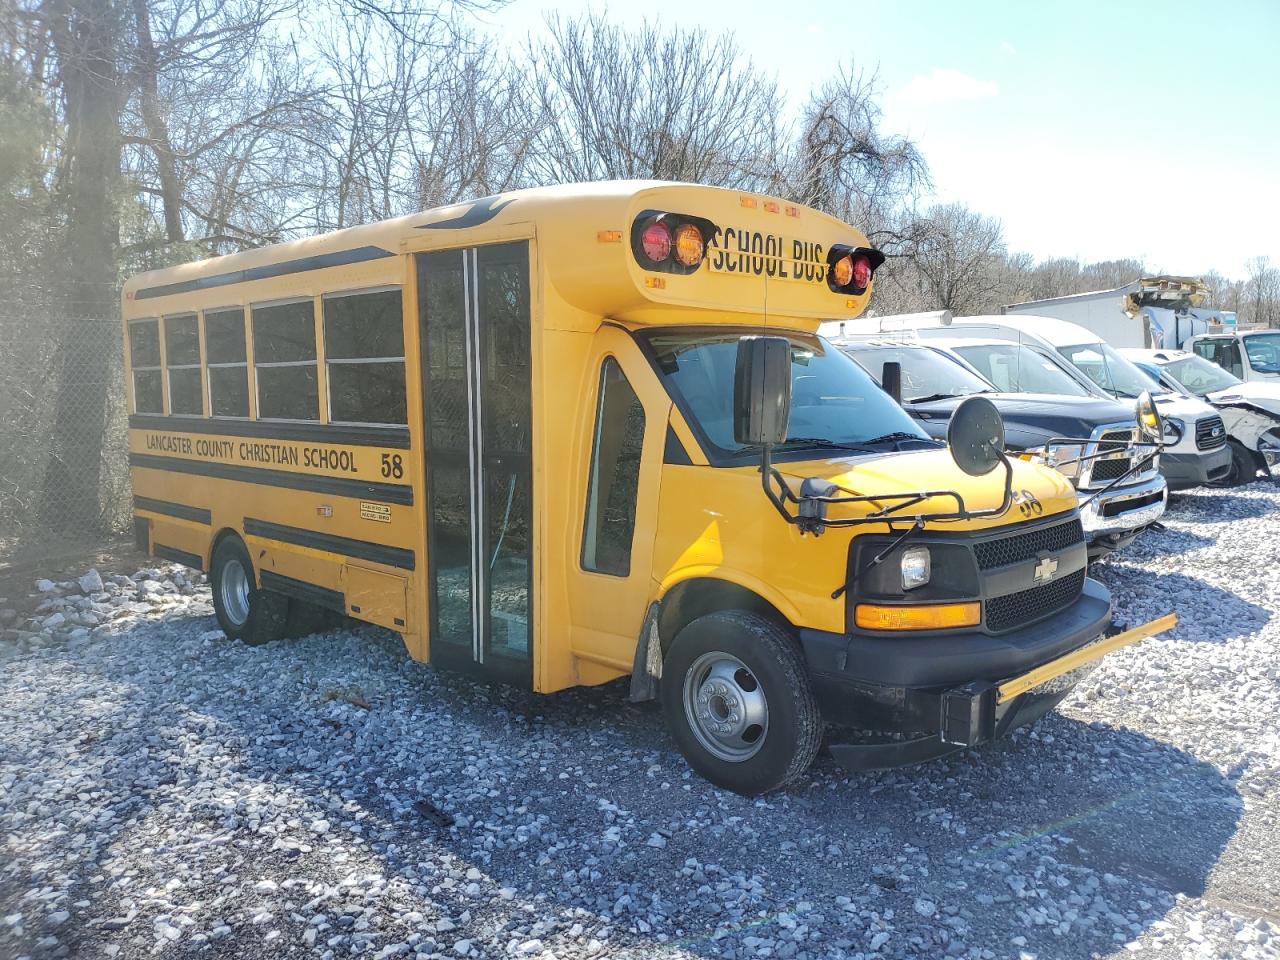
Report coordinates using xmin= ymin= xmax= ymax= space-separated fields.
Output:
xmin=128 ymin=319 xmax=162 ymax=413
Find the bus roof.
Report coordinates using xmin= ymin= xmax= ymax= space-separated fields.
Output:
xmin=122 ymin=181 xmax=881 ymax=328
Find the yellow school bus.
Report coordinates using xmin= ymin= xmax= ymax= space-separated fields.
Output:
xmin=122 ymin=181 xmax=1173 ymax=794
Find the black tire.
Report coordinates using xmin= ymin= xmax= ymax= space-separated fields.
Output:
xmin=1222 ymin=440 xmax=1263 ymax=487
xmin=284 ymin=599 xmax=336 ymax=639
xmin=660 ymin=610 xmax=821 ymax=796
xmin=209 ymin=536 xmax=289 ymax=645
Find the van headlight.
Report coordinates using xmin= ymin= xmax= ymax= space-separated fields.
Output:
xmin=901 ymin=546 xmax=931 ymax=591
xmin=1042 ymin=443 xmax=1083 ymax=480
xmin=1162 ymin=417 xmax=1184 ymax=444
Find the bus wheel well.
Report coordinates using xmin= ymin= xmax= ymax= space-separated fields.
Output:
xmin=657 ymin=579 xmax=792 ymax=652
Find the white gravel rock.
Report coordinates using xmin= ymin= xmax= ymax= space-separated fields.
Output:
xmin=1 ymin=489 xmax=1279 ymax=960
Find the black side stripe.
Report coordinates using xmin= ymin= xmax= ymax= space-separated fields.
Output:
xmin=244 ymin=517 xmax=415 ymax=570
xmin=664 ymin=424 xmax=693 ymax=465
xmin=132 ymin=245 xmax=396 ymax=300
xmin=128 ymin=453 xmax=413 ymax=506
xmin=133 ymin=496 xmax=211 ymax=524
xmin=260 ymin=570 xmax=345 ymax=613
xmin=129 ymin=415 xmax=410 ymax=450
xmin=153 ymin=545 xmax=204 ymax=571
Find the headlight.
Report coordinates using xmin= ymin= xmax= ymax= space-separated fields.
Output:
xmin=900 ymin=546 xmax=931 ymax=591
xmin=1042 ymin=443 xmax=1083 ymax=480
xmin=1162 ymin=417 xmax=1184 ymax=444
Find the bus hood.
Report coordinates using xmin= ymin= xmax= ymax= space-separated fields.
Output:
xmin=775 ymin=448 xmax=1077 ymax=529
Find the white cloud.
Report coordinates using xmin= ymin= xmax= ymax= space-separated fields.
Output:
xmin=895 ymin=68 xmax=999 ymax=106
xmin=1000 ymin=40 xmax=1017 ymax=55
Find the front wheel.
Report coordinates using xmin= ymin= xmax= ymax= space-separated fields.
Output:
xmin=660 ymin=610 xmax=821 ymax=795
xmin=210 ymin=536 xmax=289 ymax=645
xmin=1221 ymin=439 xmax=1263 ymax=487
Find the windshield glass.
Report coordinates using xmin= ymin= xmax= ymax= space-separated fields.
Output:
xmin=952 ymin=343 xmax=1094 ymax=397
xmin=1244 ymin=333 xmax=1280 ymax=373
xmin=1162 ymin=354 xmax=1244 ymax=395
xmin=843 ymin=345 xmax=993 ymax=402
xmin=1059 ymin=342 xmax=1163 ymax=398
xmin=644 ymin=330 xmax=931 ymax=461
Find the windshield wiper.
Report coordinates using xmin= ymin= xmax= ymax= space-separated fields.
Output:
xmin=776 ymin=437 xmax=875 ymax=452
xmin=906 ymin=392 xmax=961 ymax=403
xmin=861 ymin=431 xmax=937 ymax=449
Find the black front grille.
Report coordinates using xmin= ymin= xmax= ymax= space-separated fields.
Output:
xmin=973 ymin=517 xmax=1085 ymax=570
xmin=985 ymin=569 xmax=1086 ymax=633
xmin=1090 ymin=430 xmax=1133 ymax=482
xmin=1196 ymin=416 xmax=1227 ymax=450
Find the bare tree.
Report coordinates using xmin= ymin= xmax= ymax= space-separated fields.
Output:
xmin=783 ymin=65 xmax=929 ymax=252
xmin=520 ymin=14 xmax=783 ymax=188
xmin=909 ymin=203 xmax=1008 ymax=314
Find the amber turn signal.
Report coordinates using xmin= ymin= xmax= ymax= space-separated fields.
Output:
xmin=832 ymin=255 xmax=854 ymax=288
xmin=854 ymin=601 xmax=981 ymax=631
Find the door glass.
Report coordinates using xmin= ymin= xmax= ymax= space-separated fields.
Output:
xmin=582 ymin=358 xmax=646 ymax=576
xmin=419 ymin=252 xmax=473 ymax=650
xmin=418 ymin=243 xmax=532 ymax=677
xmin=476 ymin=244 xmax=532 ymax=662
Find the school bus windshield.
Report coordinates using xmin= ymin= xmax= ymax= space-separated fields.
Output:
xmin=642 ymin=330 xmax=933 ymax=463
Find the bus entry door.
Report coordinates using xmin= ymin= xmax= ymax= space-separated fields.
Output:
xmin=417 ymin=243 xmax=533 ymax=687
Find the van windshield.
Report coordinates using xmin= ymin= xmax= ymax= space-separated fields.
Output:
xmin=952 ymin=343 xmax=1094 ymax=397
xmin=643 ymin=329 xmax=933 ymax=462
xmin=1059 ymin=341 xmax=1163 ymax=398
xmin=1244 ymin=333 xmax=1280 ymax=373
xmin=841 ymin=344 xmax=995 ymax=402
xmin=1162 ymin=354 xmax=1243 ymax=395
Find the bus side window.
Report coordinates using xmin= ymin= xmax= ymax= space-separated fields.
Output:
xmin=323 ymin=288 xmax=407 ymax=425
xmin=128 ymin=318 xmax=162 ymax=413
xmin=205 ymin=307 xmax=250 ymax=418
xmin=581 ymin=358 xmax=646 ymax=577
xmin=164 ymin=313 xmax=202 ymax=415
xmin=253 ymin=299 xmax=319 ymax=421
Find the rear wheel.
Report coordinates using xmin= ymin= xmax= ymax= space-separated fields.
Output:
xmin=210 ymin=537 xmax=288 ymax=645
xmin=660 ymin=610 xmax=821 ymax=796
xmin=1222 ymin=440 xmax=1263 ymax=487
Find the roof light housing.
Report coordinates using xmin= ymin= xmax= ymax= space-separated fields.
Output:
xmin=826 ymin=244 xmax=885 ymax=295
xmin=630 ymin=211 xmax=719 ymax=276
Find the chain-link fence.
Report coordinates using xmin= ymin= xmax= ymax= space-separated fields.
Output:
xmin=0 ymin=300 xmax=133 ymax=568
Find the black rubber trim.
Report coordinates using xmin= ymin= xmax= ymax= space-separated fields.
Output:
xmin=129 ymin=415 xmax=411 ymax=449
xmin=132 ymin=245 xmax=395 ymax=300
xmin=133 ymin=517 xmax=150 ymax=552
xmin=260 ymin=570 xmax=345 ymax=612
xmin=128 ymin=453 xmax=413 ymax=506
xmin=153 ymin=544 xmax=204 ymax=571
xmin=663 ymin=424 xmax=692 ymax=465
xmin=133 ymin=495 xmax=211 ymax=525
xmin=243 ymin=517 xmax=415 ymax=570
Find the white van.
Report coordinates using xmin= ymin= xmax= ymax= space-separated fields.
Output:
xmin=839 ymin=313 xmax=1231 ymax=489
xmin=1184 ymin=332 xmax=1280 ymax=383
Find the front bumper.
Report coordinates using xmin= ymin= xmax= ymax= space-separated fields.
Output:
xmin=802 ymin=577 xmax=1111 ymax=752
xmin=800 ymin=592 xmax=1176 ymax=771
xmin=1077 ymin=472 xmax=1167 ymax=558
xmin=1161 ymin=447 xmax=1233 ymax=489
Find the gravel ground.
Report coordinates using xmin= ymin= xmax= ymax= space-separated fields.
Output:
xmin=1 ymin=484 xmax=1278 ymax=960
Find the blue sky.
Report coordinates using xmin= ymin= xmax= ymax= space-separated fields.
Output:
xmin=482 ymin=0 xmax=1278 ymax=281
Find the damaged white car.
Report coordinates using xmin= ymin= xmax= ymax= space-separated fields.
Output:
xmin=1123 ymin=348 xmax=1280 ymax=486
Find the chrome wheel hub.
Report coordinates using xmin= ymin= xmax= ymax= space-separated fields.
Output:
xmin=219 ymin=558 xmax=251 ymax=626
xmin=683 ymin=652 xmax=769 ymax=762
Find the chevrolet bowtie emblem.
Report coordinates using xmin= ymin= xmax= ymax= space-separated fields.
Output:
xmin=1033 ymin=556 xmax=1059 ymax=583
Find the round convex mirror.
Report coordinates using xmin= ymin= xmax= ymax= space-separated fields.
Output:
xmin=947 ymin=396 xmax=1006 ymax=476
